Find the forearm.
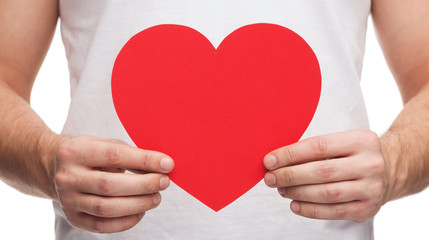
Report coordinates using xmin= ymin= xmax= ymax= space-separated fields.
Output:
xmin=380 ymin=83 xmax=429 ymax=201
xmin=0 ymin=79 xmax=65 ymax=200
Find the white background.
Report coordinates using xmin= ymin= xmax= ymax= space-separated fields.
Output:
xmin=0 ymin=19 xmax=428 ymax=239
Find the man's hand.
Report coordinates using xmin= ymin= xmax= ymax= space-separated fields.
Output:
xmin=54 ymin=136 xmax=174 ymax=233
xmin=264 ymin=130 xmax=390 ymax=222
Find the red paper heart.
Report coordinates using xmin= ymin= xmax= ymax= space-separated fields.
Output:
xmin=112 ymin=23 xmax=321 ymax=211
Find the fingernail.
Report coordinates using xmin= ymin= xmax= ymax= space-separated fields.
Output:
xmin=160 ymin=176 xmax=170 ymax=189
xmin=153 ymin=193 xmax=161 ymax=205
xmin=161 ymin=157 xmax=174 ymax=171
xmin=264 ymin=172 xmax=277 ymax=187
xmin=264 ymin=155 xmax=277 ymax=170
xmin=291 ymin=202 xmax=300 ymax=213
xmin=278 ymin=188 xmax=286 ymax=196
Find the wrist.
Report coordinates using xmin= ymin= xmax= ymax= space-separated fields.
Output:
xmin=379 ymin=133 xmax=402 ymax=202
xmin=38 ymin=132 xmax=69 ymax=200
xmin=380 ymin=130 xmax=424 ymax=202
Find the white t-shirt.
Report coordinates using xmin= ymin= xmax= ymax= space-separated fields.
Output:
xmin=56 ymin=0 xmax=373 ymax=239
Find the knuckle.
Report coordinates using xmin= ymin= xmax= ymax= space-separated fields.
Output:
xmin=140 ymin=151 xmax=151 ymax=170
xmin=54 ymin=169 xmax=69 ymax=188
xmin=139 ymin=197 xmax=154 ymax=210
xmin=354 ymin=203 xmax=366 ymax=215
xmin=319 ymin=163 xmax=336 ymax=181
xmin=141 ymin=177 xmax=153 ymax=192
xmin=142 ymin=175 xmax=163 ymax=194
xmin=93 ymin=219 xmax=106 ymax=233
xmin=353 ymin=210 xmax=373 ymax=223
xmin=310 ymin=136 xmax=328 ymax=156
xmin=335 ymin=205 xmax=348 ymax=218
xmin=121 ymin=216 xmax=138 ymax=232
xmin=310 ymin=204 xmax=319 ymax=218
xmin=57 ymin=142 xmax=76 ymax=162
xmin=63 ymin=211 xmax=79 ymax=228
xmin=365 ymin=131 xmax=380 ymax=146
xmin=282 ymin=168 xmax=295 ymax=185
xmin=370 ymin=157 xmax=385 ymax=176
xmin=358 ymin=130 xmax=380 ymax=149
xmin=104 ymin=146 xmax=123 ymax=167
xmin=324 ymin=186 xmax=341 ymax=203
xmin=362 ymin=200 xmax=379 ymax=216
xmin=351 ymin=203 xmax=373 ymax=223
xmin=283 ymin=147 xmax=296 ymax=164
xmin=97 ymin=176 xmax=113 ymax=194
xmin=54 ymin=170 xmax=77 ymax=194
xmin=285 ymin=187 xmax=299 ymax=199
xmin=93 ymin=199 xmax=110 ymax=217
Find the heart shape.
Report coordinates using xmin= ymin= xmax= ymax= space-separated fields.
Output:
xmin=111 ymin=23 xmax=321 ymax=211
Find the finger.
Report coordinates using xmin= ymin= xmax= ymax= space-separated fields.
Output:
xmin=278 ymin=180 xmax=369 ymax=204
xmin=77 ymin=171 xmax=170 ymax=196
xmin=264 ymin=157 xmax=362 ymax=187
xmin=75 ymin=193 xmax=161 ymax=218
xmin=290 ymin=200 xmax=377 ymax=223
xmin=263 ymin=130 xmax=378 ymax=170
xmin=73 ymin=212 xmax=145 ymax=233
xmin=82 ymin=141 xmax=174 ymax=173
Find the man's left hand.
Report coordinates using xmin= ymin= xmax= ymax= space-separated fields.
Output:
xmin=264 ymin=130 xmax=392 ymax=223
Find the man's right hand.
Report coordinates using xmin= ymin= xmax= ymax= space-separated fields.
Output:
xmin=54 ymin=136 xmax=174 ymax=233
xmin=0 ymin=1 xmax=175 ymax=234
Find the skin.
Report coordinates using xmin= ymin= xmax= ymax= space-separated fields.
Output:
xmin=0 ymin=0 xmax=428 ymax=234
xmin=0 ymin=0 xmax=174 ymax=233
xmin=264 ymin=0 xmax=429 ymax=222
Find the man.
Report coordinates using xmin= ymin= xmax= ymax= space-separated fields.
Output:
xmin=0 ymin=0 xmax=428 ymax=239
